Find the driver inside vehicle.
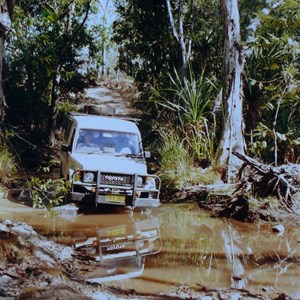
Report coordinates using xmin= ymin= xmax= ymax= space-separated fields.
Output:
xmin=77 ymin=131 xmax=98 ymax=149
xmin=115 ymin=135 xmax=133 ymax=154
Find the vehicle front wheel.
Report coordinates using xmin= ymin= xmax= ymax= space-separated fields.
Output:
xmin=64 ymin=192 xmax=71 ymax=205
xmin=59 ymin=166 xmax=64 ymax=179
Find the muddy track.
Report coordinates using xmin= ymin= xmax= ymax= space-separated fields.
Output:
xmin=79 ymin=82 xmax=140 ymax=117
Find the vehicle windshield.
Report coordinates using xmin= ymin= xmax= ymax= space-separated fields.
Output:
xmin=75 ymin=129 xmax=142 ymax=155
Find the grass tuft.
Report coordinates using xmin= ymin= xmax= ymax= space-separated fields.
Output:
xmin=0 ymin=146 xmax=17 ymax=187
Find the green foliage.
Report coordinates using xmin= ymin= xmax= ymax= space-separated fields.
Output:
xmin=239 ymin=0 xmax=267 ymax=38
xmin=248 ymin=122 xmax=300 ymax=162
xmin=248 ymin=195 xmax=280 ymax=210
xmin=113 ymin=0 xmax=174 ymax=88
xmin=112 ymin=0 xmax=226 ymax=179
xmin=157 ymin=131 xmax=193 ymax=190
xmin=183 ymin=117 xmax=217 ymax=166
xmin=248 ymin=123 xmax=271 ymax=159
xmin=113 ymin=0 xmax=223 ymax=90
xmin=156 ymin=69 xmax=215 ymax=125
xmin=29 ymin=177 xmax=70 ymax=211
xmin=28 ymin=160 xmax=70 ymax=211
xmin=56 ymin=101 xmax=77 ymax=127
xmin=152 ymin=68 xmax=218 ymax=165
xmin=158 ymin=127 xmax=220 ymax=189
xmin=244 ymin=0 xmax=300 ymax=163
xmin=0 ymin=145 xmax=17 ymax=187
xmin=5 ymin=0 xmax=103 ymax=133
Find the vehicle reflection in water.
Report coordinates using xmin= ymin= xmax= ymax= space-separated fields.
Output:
xmin=0 ymin=191 xmax=161 ymax=284
xmin=70 ymin=207 xmax=161 ymax=283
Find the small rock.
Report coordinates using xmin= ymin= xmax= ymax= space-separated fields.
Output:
xmin=18 ymin=190 xmax=32 ymax=201
xmin=272 ymin=224 xmax=285 ymax=234
xmin=230 ymin=293 xmax=242 ymax=300
xmin=201 ymin=296 xmax=212 ymax=300
xmin=292 ymin=291 xmax=300 ymax=300
xmin=0 ymin=275 xmax=13 ymax=284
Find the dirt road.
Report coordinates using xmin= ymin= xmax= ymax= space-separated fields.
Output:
xmin=79 ymin=82 xmax=138 ymax=116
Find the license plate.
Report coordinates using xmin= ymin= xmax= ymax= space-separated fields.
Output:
xmin=105 ymin=226 xmax=127 ymax=237
xmin=101 ymin=241 xmax=135 ymax=254
xmin=105 ymin=195 xmax=125 ymax=203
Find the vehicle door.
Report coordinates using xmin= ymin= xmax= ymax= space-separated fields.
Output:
xmin=61 ymin=119 xmax=76 ymax=179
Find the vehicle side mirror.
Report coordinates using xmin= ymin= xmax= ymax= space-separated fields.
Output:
xmin=144 ymin=151 xmax=151 ymax=158
xmin=61 ymin=144 xmax=70 ymax=152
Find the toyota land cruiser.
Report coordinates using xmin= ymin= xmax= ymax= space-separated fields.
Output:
xmin=60 ymin=114 xmax=160 ymax=207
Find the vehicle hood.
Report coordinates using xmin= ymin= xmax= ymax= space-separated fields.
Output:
xmin=70 ymin=153 xmax=148 ymax=175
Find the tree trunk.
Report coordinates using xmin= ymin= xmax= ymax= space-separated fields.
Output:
xmin=217 ymin=0 xmax=246 ymax=183
xmin=165 ymin=0 xmax=193 ymax=81
xmin=0 ymin=0 xmax=13 ymax=121
xmin=99 ymin=0 xmax=110 ymax=77
xmin=47 ymin=1 xmax=91 ymax=145
xmin=48 ymin=72 xmax=60 ymax=146
xmin=0 ymin=37 xmax=5 ymax=122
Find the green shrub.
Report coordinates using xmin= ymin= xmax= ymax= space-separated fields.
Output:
xmin=56 ymin=101 xmax=77 ymax=127
xmin=0 ymin=146 xmax=17 ymax=187
xmin=248 ymin=195 xmax=280 ymax=210
xmin=152 ymin=68 xmax=218 ymax=167
xmin=28 ymin=177 xmax=70 ymax=211
xmin=158 ymin=132 xmax=194 ymax=190
xmin=182 ymin=115 xmax=217 ymax=166
xmin=152 ymin=69 xmax=215 ymax=124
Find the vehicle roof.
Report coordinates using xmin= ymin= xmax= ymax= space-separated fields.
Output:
xmin=71 ymin=115 xmax=140 ymax=134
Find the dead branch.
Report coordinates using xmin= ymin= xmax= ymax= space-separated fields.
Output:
xmin=233 ymin=151 xmax=300 ymax=212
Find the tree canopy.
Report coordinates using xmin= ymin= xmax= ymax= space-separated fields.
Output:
xmin=113 ymin=0 xmax=300 ymax=167
xmin=4 ymin=0 xmax=103 ymax=132
xmin=2 ymin=0 xmax=300 ymax=175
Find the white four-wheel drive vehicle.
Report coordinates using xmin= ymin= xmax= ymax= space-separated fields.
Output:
xmin=60 ymin=114 xmax=160 ymax=207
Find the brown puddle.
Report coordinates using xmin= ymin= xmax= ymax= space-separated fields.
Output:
xmin=1 ymin=192 xmax=300 ymax=296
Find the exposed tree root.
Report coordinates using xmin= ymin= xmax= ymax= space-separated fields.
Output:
xmin=233 ymin=151 xmax=300 ymax=213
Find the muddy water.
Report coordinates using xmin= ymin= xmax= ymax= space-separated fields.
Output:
xmin=1 ymin=193 xmax=299 ymax=296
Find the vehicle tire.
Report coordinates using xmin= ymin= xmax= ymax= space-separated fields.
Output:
xmin=64 ymin=192 xmax=70 ymax=205
xmin=59 ymin=165 xmax=64 ymax=179
xmin=63 ymin=174 xmax=70 ymax=205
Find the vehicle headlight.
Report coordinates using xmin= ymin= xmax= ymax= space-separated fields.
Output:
xmin=83 ymin=172 xmax=95 ymax=183
xmin=144 ymin=177 xmax=156 ymax=190
xmin=136 ymin=176 xmax=143 ymax=187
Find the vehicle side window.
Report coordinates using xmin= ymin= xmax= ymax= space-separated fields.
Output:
xmin=63 ymin=119 xmax=76 ymax=151
xmin=63 ymin=120 xmax=74 ymax=143
xmin=62 ymin=120 xmax=71 ymax=142
xmin=69 ymin=128 xmax=75 ymax=151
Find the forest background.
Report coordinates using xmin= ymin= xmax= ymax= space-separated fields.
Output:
xmin=0 ymin=0 xmax=300 ymax=195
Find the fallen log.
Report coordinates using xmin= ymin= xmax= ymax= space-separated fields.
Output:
xmin=233 ymin=151 xmax=300 ymax=212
